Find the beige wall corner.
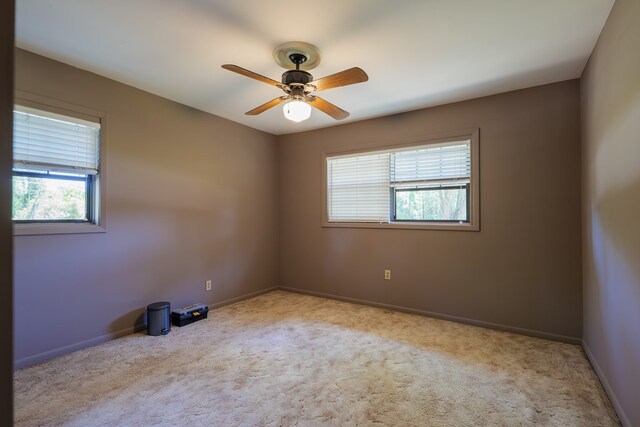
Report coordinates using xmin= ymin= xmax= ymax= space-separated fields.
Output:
xmin=580 ymin=0 xmax=640 ymax=425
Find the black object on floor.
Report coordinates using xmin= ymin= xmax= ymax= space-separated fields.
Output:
xmin=147 ymin=301 xmax=171 ymax=336
xmin=171 ymin=303 xmax=209 ymax=327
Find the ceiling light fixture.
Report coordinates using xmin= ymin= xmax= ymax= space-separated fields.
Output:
xmin=283 ymin=100 xmax=311 ymax=122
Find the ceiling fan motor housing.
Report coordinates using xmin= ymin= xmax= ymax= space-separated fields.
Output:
xmin=281 ymin=70 xmax=313 ymax=85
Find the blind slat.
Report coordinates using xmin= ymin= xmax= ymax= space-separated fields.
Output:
xmin=13 ymin=108 xmax=100 ymax=175
xmin=391 ymin=142 xmax=470 ymax=184
xmin=327 ymin=153 xmax=390 ymax=222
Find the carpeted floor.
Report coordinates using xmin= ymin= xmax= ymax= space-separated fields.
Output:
xmin=15 ymin=290 xmax=619 ymax=426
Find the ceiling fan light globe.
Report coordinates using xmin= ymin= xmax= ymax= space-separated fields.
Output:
xmin=283 ymin=100 xmax=311 ymax=122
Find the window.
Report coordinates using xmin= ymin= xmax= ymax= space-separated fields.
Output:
xmin=390 ymin=142 xmax=470 ymax=222
xmin=12 ymin=98 xmax=106 ymax=235
xmin=323 ymin=130 xmax=479 ymax=231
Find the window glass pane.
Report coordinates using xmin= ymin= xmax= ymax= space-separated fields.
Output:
xmin=395 ymin=186 xmax=468 ymax=221
xmin=12 ymin=175 xmax=87 ymax=221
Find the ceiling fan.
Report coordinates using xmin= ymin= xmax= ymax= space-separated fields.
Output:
xmin=222 ymin=42 xmax=368 ymax=122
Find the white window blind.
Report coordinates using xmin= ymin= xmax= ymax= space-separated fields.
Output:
xmin=391 ymin=141 xmax=471 ymax=188
xmin=13 ymin=106 xmax=100 ymax=175
xmin=327 ymin=152 xmax=390 ymax=222
xmin=326 ymin=140 xmax=471 ymax=223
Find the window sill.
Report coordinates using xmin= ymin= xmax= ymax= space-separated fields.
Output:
xmin=322 ymin=221 xmax=479 ymax=232
xmin=14 ymin=222 xmax=106 ymax=236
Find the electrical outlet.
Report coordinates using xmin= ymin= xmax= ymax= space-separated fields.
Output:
xmin=384 ymin=270 xmax=391 ymax=280
xmin=205 ymin=280 xmax=212 ymax=291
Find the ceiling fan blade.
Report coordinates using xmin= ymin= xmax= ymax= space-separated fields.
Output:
xmin=308 ymin=96 xmax=350 ymax=120
xmin=222 ymin=64 xmax=281 ymax=87
xmin=311 ymin=67 xmax=368 ymax=91
xmin=245 ymin=97 xmax=288 ymax=115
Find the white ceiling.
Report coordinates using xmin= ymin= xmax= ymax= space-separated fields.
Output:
xmin=16 ymin=0 xmax=614 ymax=136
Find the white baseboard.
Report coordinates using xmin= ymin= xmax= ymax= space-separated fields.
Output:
xmin=14 ymin=286 xmax=279 ymax=370
xmin=278 ymin=286 xmax=582 ymax=345
xmin=582 ymin=340 xmax=631 ymax=427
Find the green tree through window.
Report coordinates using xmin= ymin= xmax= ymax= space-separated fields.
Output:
xmin=12 ymin=175 xmax=87 ymax=221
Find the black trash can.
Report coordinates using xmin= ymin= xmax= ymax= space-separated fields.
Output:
xmin=147 ymin=301 xmax=171 ymax=336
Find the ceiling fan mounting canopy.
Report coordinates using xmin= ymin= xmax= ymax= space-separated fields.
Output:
xmin=222 ymin=41 xmax=369 ymax=121
xmin=288 ymin=53 xmax=307 ymax=67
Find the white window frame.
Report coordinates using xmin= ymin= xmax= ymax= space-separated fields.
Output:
xmin=322 ymin=128 xmax=479 ymax=231
xmin=13 ymin=91 xmax=108 ymax=236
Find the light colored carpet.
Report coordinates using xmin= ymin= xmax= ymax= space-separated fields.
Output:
xmin=15 ymin=290 xmax=619 ymax=426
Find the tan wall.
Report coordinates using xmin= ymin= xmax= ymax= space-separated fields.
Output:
xmin=580 ymin=0 xmax=640 ymax=424
xmin=1 ymin=1 xmax=14 ymax=423
xmin=279 ymin=80 xmax=582 ymax=340
xmin=13 ymin=49 xmax=280 ymax=366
